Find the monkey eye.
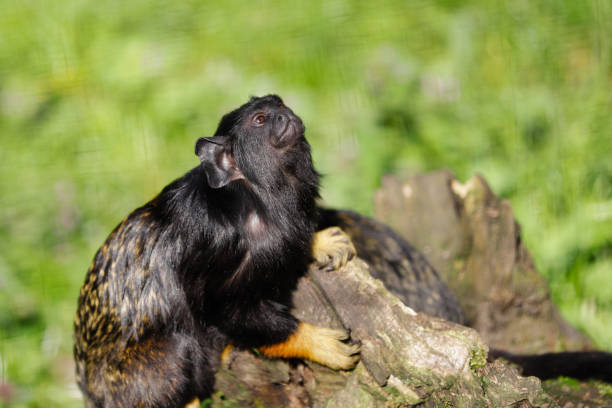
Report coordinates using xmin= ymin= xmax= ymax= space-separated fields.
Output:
xmin=252 ymin=113 xmax=266 ymax=126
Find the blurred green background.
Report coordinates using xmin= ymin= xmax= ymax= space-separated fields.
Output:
xmin=0 ymin=0 xmax=610 ymax=406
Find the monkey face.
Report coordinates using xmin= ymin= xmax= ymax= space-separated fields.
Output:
xmin=195 ymin=95 xmax=317 ymax=192
xmin=233 ymin=94 xmax=305 ymax=150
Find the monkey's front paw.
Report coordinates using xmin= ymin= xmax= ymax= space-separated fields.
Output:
xmin=258 ymin=322 xmax=360 ymax=371
xmin=312 ymin=227 xmax=357 ymax=271
xmin=308 ymin=326 xmax=361 ymax=370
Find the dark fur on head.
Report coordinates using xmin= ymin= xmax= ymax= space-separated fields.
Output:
xmin=74 ymin=95 xmax=321 ymax=407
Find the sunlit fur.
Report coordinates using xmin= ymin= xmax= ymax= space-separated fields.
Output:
xmin=74 ymin=95 xmax=321 ymax=407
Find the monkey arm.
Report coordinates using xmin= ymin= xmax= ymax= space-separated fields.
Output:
xmin=218 ymin=228 xmax=360 ymax=371
xmin=258 ymin=321 xmax=360 ymax=370
xmin=214 ymin=299 xmax=300 ymax=347
xmin=217 ymin=300 xmax=359 ymax=371
xmin=220 ymin=318 xmax=360 ymax=372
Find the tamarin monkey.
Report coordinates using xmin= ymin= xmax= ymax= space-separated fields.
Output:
xmin=74 ymin=95 xmax=360 ymax=407
xmin=75 ymin=95 xmax=610 ymax=407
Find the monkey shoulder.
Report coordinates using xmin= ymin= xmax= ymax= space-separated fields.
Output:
xmin=76 ymin=195 xmax=195 ymax=347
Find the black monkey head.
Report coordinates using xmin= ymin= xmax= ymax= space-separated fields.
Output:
xmin=195 ymin=95 xmax=318 ymax=193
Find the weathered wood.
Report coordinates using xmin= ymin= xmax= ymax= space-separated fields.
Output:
xmin=374 ymin=171 xmax=592 ymax=353
xmin=214 ymin=258 xmax=557 ymax=407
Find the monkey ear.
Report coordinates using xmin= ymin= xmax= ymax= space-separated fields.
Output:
xmin=195 ymin=136 xmax=244 ymax=188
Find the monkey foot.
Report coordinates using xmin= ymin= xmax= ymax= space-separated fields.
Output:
xmin=185 ymin=397 xmax=201 ymax=408
xmin=312 ymin=227 xmax=357 ymax=271
xmin=220 ymin=344 xmax=238 ymax=369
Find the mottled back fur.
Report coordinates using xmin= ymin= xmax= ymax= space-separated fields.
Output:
xmin=74 ymin=95 xmax=320 ymax=407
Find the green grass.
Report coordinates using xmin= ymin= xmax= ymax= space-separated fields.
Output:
xmin=0 ymin=0 xmax=610 ymax=406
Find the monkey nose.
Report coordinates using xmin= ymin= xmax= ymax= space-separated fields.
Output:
xmin=276 ymin=113 xmax=287 ymax=123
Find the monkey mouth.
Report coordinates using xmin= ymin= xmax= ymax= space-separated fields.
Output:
xmin=279 ymin=121 xmax=291 ymax=138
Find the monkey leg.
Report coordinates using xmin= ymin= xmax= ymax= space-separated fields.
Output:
xmin=312 ymin=226 xmax=357 ymax=271
xmin=258 ymin=322 xmax=360 ymax=370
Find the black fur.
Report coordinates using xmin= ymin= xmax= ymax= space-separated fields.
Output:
xmin=74 ymin=95 xmax=320 ymax=407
